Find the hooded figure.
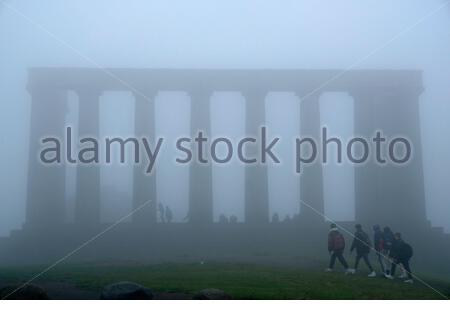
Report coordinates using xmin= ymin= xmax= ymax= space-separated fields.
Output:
xmin=349 ymin=224 xmax=376 ymax=277
xmin=385 ymin=232 xmax=414 ymax=283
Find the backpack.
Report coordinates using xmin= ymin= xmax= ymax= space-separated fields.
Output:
xmin=358 ymin=231 xmax=371 ymax=248
xmin=334 ymin=233 xmax=345 ymax=250
xmin=374 ymin=231 xmax=384 ymax=249
xmin=403 ymin=243 xmax=413 ymax=259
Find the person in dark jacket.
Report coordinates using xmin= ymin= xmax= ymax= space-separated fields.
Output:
xmin=349 ymin=224 xmax=376 ymax=277
xmin=385 ymin=232 xmax=414 ymax=283
xmin=382 ymin=226 xmax=395 ymax=253
xmin=385 ymin=227 xmax=407 ymax=278
xmin=373 ymin=225 xmax=386 ymax=275
xmin=382 ymin=226 xmax=397 ymax=275
xmin=325 ymin=223 xmax=351 ymax=273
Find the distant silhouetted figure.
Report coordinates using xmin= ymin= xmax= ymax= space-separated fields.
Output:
xmin=272 ymin=213 xmax=280 ymax=223
xmin=385 ymin=232 xmax=414 ymax=283
xmin=158 ymin=202 xmax=165 ymax=223
xmin=373 ymin=225 xmax=386 ymax=275
xmin=348 ymin=224 xmax=376 ymax=277
xmin=283 ymin=215 xmax=291 ymax=223
xmin=229 ymin=215 xmax=238 ymax=224
xmin=325 ymin=223 xmax=350 ymax=273
xmin=165 ymin=205 xmax=173 ymax=223
xmin=219 ymin=214 xmax=229 ymax=224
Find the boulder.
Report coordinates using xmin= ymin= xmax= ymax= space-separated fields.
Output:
xmin=100 ymin=281 xmax=154 ymax=300
xmin=193 ymin=288 xmax=232 ymax=300
xmin=0 ymin=284 xmax=49 ymax=300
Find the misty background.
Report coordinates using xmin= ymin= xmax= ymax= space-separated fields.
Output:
xmin=0 ymin=0 xmax=449 ymax=235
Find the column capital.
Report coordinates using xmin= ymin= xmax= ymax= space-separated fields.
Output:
xmin=27 ymin=83 xmax=58 ymax=95
xmin=133 ymin=88 xmax=158 ymax=101
xmin=134 ymin=92 xmax=156 ymax=111
xmin=188 ymin=88 xmax=214 ymax=99
xmin=295 ymin=89 xmax=321 ymax=102
xmin=27 ymin=85 xmax=69 ymax=115
xmin=241 ymin=87 xmax=268 ymax=98
xmin=298 ymin=92 xmax=321 ymax=108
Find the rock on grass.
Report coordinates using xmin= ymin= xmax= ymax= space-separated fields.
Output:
xmin=100 ymin=281 xmax=154 ymax=300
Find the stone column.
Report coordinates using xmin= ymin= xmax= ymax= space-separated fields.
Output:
xmin=244 ymin=90 xmax=269 ymax=224
xmin=25 ymin=86 xmax=68 ymax=229
xmin=188 ymin=91 xmax=213 ymax=224
xmin=298 ymin=93 xmax=324 ymax=225
xmin=351 ymin=88 xmax=376 ymax=227
xmin=351 ymin=86 xmax=426 ymax=231
xmin=132 ymin=91 xmax=157 ymax=225
xmin=75 ymin=88 xmax=101 ymax=228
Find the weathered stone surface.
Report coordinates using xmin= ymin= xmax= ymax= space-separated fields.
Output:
xmin=0 ymin=284 xmax=50 ymax=300
xmin=100 ymin=281 xmax=154 ymax=300
xmin=193 ymin=288 xmax=232 ymax=300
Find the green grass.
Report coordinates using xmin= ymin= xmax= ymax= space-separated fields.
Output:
xmin=1 ymin=262 xmax=449 ymax=299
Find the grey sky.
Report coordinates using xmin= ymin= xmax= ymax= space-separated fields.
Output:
xmin=0 ymin=0 xmax=449 ymax=235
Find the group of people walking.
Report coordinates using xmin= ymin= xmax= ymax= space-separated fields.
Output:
xmin=326 ymin=223 xmax=414 ymax=283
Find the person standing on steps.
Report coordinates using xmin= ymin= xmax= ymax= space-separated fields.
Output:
xmin=158 ymin=202 xmax=165 ymax=223
xmin=348 ymin=224 xmax=376 ymax=277
xmin=325 ymin=223 xmax=352 ymax=274
xmin=165 ymin=205 xmax=173 ymax=223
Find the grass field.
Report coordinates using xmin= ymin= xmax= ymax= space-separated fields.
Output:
xmin=1 ymin=261 xmax=449 ymax=299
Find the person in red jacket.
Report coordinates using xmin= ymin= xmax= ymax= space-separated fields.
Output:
xmin=325 ymin=223 xmax=351 ymax=273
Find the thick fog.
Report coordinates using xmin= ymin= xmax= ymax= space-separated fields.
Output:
xmin=0 ymin=0 xmax=449 ymax=236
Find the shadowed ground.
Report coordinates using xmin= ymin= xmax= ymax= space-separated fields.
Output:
xmin=0 ymin=261 xmax=448 ymax=299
